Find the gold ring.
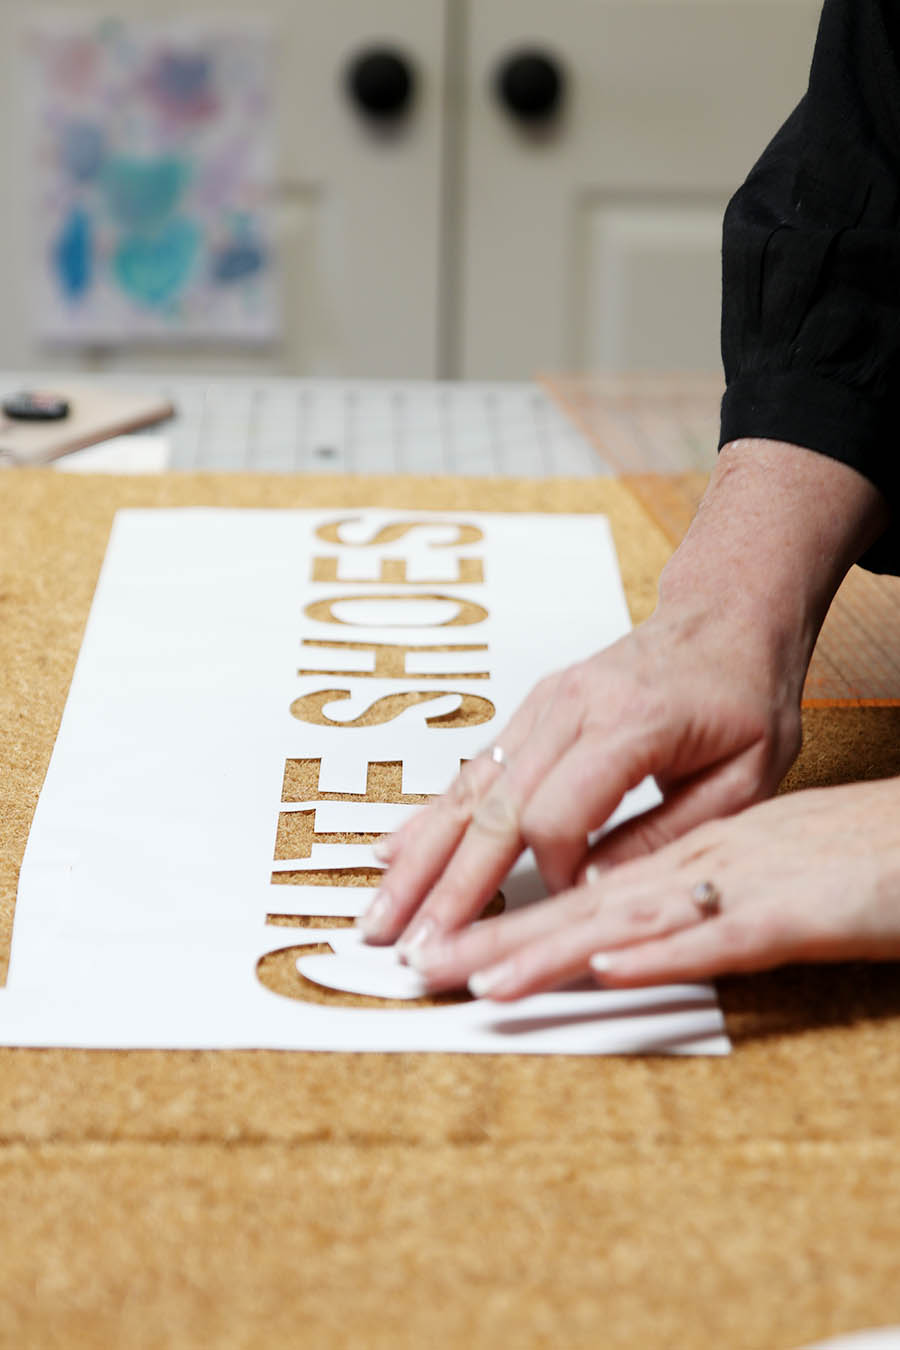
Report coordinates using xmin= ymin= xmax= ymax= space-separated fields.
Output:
xmin=691 ymin=880 xmax=721 ymax=919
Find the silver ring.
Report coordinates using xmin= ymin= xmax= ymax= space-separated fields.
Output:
xmin=691 ymin=880 xmax=721 ymax=920
xmin=487 ymin=744 xmax=509 ymax=769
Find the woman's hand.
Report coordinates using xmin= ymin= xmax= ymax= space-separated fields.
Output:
xmin=403 ymin=779 xmax=900 ymax=998
xmin=356 ymin=438 xmax=888 ymax=966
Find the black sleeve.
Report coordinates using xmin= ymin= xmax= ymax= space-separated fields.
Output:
xmin=719 ymin=0 xmax=900 ymax=574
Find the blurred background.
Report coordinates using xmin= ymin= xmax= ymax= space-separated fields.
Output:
xmin=0 ymin=0 xmax=821 ymax=383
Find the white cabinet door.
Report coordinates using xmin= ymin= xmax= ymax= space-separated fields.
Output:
xmin=456 ymin=1 xmax=822 ymax=378
xmin=273 ymin=1 xmax=447 ymax=378
xmin=0 ymin=0 xmax=447 ymax=378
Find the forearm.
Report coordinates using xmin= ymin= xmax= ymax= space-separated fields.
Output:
xmin=656 ymin=438 xmax=889 ymax=688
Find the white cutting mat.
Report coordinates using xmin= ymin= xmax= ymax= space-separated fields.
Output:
xmin=0 ymin=375 xmax=609 ymax=477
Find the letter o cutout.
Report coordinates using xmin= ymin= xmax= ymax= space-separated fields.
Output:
xmin=305 ymin=592 xmax=488 ymax=627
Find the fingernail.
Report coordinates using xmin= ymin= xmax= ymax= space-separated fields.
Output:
xmin=396 ymin=918 xmax=436 ymax=965
xmin=589 ymin=952 xmax=614 ymax=977
xmin=405 ymin=937 xmax=444 ymax=974
xmin=468 ymin=961 xmax=515 ymax=1000
xmin=356 ymin=888 xmax=392 ymax=939
xmin=372 ymin=835 xmax=394 ymax=863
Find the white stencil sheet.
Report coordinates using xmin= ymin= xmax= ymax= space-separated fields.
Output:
xmin=2 ymin=508 xmax=729 ymax=1054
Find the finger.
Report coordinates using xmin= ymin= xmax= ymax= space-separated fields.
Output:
xmin=421 ymin=875 xmax=704 ymax=997
xmin=370 ymin=746 xmax=515 ymax=868
xmin=394 ymin=678 xmax=588 ymax=953
xmin=367 ymin=672 xmax=564 ymax=885
xmin=520 ymin=725 xmax=662 ymax=893
xmin=371 ymin=803 xmax=428 ymax=864
xmin=359 ymin=677 xmax=561 ymax=942
xmin=356 ymin=752 xmax=503 ymax=942
xmin=588 ymin=913 xmax=773 ymax=986
xmin=393 ymin=779 xmax=525 ymax=957
xmin=576 ymin=750 xmax=766 ymax=880
xmin=405 ymin=885 xmax=603 ymax=991
xmin=589 ymin=902 xmax=819 ymax=987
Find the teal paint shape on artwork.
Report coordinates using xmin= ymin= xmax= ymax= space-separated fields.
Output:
xmin=54 ymin=205 xmax=92 ymax=301
xmin=102 ymin=155 xmax=189 ymax=231
xmin=114 ymin=217 xmax=200 ymax=309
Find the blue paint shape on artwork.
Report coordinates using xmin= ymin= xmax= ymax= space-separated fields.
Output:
xmin=212 ymin=239 xmax=266 ymax=283
xmin=54 ymin=206 xmax=92 ymax=301
xmin=61 ymin=122 xmax=106 ymax=183
xmin=102 ymin=156 xmax=188 ymax=231
xmin=114 ymin=217 xmax=200 ymax=309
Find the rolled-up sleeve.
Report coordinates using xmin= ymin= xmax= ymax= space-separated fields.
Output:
xmin=719 ymin=0 xmax=900 ymax=573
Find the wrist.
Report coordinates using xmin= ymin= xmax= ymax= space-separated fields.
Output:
xmin=657 ymin=437 xmax=889 ymax=666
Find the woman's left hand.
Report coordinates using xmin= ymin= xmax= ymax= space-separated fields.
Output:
xmin=406 ymin=779 xmax=900 ymax=999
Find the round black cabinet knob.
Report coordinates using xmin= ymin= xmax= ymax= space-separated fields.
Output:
xmin=345 ymin=47 xmax=416 ymax=120
xmin=494 ymin=49 xmax=566 ymax=122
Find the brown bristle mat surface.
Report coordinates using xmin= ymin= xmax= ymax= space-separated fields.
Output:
xmin=2 ymin=468 xmax=900 ymax=1350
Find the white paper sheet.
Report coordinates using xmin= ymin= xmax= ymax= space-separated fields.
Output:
xmin=795 ymin=1333 xmax=900 ymax=1350
xmin=2 ymin=509 xmax=730 ymax=1054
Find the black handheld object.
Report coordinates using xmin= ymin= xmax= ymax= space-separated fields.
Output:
xmin=2 ymin=391 xmax=71 ymax=422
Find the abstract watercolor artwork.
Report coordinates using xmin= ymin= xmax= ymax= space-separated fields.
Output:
xmin=29 ymin=17 xmax=277 ymax=343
